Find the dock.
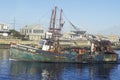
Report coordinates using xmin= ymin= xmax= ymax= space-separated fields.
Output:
xmin=0 ymin=39 xmax=120 ymax=50
xmin=0 ymin=39 xmax=39 ymax=48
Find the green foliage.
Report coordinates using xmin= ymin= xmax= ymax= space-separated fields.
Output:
xmin=9 ymin=29 xmax=30 ymax=40
xmin=10 ymin=29 xmax=21 ymax=37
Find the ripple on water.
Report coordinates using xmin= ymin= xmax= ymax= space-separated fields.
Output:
xmin=0 ymin=60 xmax=10 ymax=80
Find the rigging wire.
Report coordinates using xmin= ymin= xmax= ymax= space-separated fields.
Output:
xmin=62 ymin=11 xmax=80 ymax=31
xmin=55 ymin=0 xmax=80 ymax=31
xmin=38 ymin=9 xmax=52 ymax=30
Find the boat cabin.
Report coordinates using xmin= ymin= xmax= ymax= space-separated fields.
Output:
xmin=39 ymin=39 xmax=54 ymax=51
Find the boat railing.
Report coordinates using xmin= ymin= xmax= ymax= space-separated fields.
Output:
xmin=11 ymin=43 xmax=39 ymax=52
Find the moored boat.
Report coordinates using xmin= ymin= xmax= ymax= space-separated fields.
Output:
xmin=10 ymin=40 xmax=118 ymax=63
xmin=10 ymin=5 xmax=118 ymax=63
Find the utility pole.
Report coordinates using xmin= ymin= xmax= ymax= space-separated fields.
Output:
xmin=13 ymin=17 xmax=16 ymax=30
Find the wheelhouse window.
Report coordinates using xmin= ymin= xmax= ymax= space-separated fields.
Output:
xmin=33 ymin=30 xmax=44 ymax=33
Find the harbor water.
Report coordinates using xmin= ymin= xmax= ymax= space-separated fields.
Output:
xmin=0 ymin=49 xmax=120 ymax=80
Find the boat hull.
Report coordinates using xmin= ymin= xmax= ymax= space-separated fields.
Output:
xmin=10 ymin=47 xmax=118 ymax=63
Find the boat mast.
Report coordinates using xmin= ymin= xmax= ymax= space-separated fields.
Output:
xmin=58 ymin=9 xmax=63 ymax=40
xmin=57 ymin=9 xmax=63 ymax=49
xmin=52 ymin=6 xmax=57 ymax=40
xmin=49 ymin=9 xmax=54 ymax=33
xmin=48 ymin=1 xmax=64 ymax=53
xmin=49 ymin=6 xmax=57 ymax=41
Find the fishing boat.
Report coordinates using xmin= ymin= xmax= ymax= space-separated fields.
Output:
xmin=10 ymin=6 xmax=118 ymax=63
xmin=10 ymin=41 xmax=118 ymax=63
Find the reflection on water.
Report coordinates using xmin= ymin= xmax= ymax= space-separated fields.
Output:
xmin=0 ymin=49 xmax=120 ymax=80
xmin=0 ymin=49 xmax=9 ymax=60
xmin=41 ymin=69 xmax=50 ymax=80
xmin=10 ymin=62 xmax=119 ymax=80
xmin=0 ymin=60 xmax=10 ymax=80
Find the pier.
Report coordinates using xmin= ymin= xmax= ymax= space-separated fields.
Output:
xmin=0 ymin=39 xmax=120 ymax=50
xmin=0 ymin=39 xmax=39 ymax=48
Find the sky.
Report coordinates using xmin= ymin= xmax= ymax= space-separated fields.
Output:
xmin=0 ymin=0 xmax=120 ymax=35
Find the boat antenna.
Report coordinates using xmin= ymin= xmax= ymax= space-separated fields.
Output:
xmin=54 ymin=0 xmax=57 ymax=7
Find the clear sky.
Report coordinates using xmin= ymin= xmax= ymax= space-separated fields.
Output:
xmin=0 ymin=0 xmax=120 ymax=35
